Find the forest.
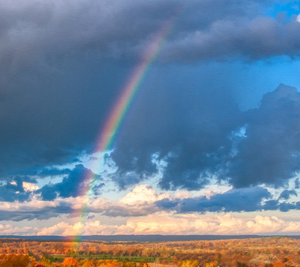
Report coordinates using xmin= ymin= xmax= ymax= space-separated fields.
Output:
xmin=0 ymin=237 xmax=299 ymax=267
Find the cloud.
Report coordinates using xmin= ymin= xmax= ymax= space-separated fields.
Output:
xmin=3 ymin=213 xmax=300 ymax=236
xmin=0 ymin=178 xmax=31 ymax=202
xmin=278 ymin=189 xmax=297 ymax=200
xmin=0 ymin=224 xmax=35 ymax=236
xmin=125 ymin=213 xmax=300 ymax=235
xmin=0 ymin=185 xmax=163 ymax=221
xmin=22 ymin=182 xmax=39 ymax=192
xmin=0 ymin=0 xmax=297 ymax=67
xmin=0 ymin=0 xmax=279 ymax=68
xmin=0 ymin=206 xmax=73 ymax=222
xmin=156 ymin=187 xmax=272 ymax=213
xmin=110 ymin=82 xmax=240 ymax=190
xmin=155 ymin=186 xmax=300 ymax=214
xmin=37 ymin=164 xmax=101 ymax=201
xmin=119 ymin=184 xmax=170 ymax=205
xmin=0 ymin=0 xmax=300 ymax=194
xmin=36 ymin=167 xmax=72 ymax=178
xmin=163 ymin=15 xmax=300 ymax=62
xmin=109 ymin=83 xmax=300 ymax=192
xmin=0 ymin=185 xmax=214 ymax=221
xmin=0 ymin=179 xmax=40 ymax=202
xmin=2 ymin=184 xmax=300 ymax=222
xmin=228 ymin=84 xmax=300 ymax=188
xmin=37 ymin=222 xmax=83 ymax=236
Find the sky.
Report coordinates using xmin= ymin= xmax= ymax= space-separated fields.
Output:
xmin=2 ymin=0 xmax=300 ymax=236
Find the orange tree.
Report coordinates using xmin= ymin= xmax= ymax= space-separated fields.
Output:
xmin=0 ymin=253 xmax=30 ymax=267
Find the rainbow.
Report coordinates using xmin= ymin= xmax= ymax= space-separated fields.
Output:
xmin=71 ymin=16 xmax=179 ymax=243
xmin=96 ymin=21 xmax=175 ymax=154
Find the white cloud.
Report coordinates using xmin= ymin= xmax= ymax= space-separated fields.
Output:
xmin=3 ymin=213 xmax=300 ymax=236
xmin=36 ymin=222 xmax=71 ymax=236
xmin=0 ymin=224 xmax=36 ymax=236
xmin=23 ymin=182 xmax=40 ymax=191
xmin=0 ymin=196 xmax=57 ymax=211
xmin=119 ymin=184 xmax=170 ymax=204
xmin=125 ymin=213 xmax=300 ymax=235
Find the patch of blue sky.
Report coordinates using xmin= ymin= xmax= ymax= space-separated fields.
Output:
xmin=216 ymin=59 xmax=300 ymax=110
xmin=148 ymin=59 xmax=300 ymax=111
xmin=265 ymin=1 xmax=300 ymax=20
xmin=36 ymin=175 xmax=64 ymax=189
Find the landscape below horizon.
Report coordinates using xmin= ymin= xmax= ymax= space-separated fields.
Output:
xmin=1 ymin=236 xmax=300 ymax=266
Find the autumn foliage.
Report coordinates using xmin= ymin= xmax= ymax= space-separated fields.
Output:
xmin=62 ymin=258 xmax=78 ymax=267
xmin=0 ymin=254 xmax=30 ymax=267
xmin=1 ymin=236 xmax=300 ymax=267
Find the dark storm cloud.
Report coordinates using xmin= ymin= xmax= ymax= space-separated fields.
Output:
xmin=110 ymin=84 xmax=241 ymax=190
xmin=156 ymin=187 xmax=300 ymax=213
xmin=0 ymin=0 xmax=296 ymax=66
xmin=0 ymin=204 xmax=74 ymax=221
xmin=0 ymin=175 xmax=40 ymax=202
xmin=110 ymin=83 xmax=300 ymax=191
xmin=1 ymin=0 xmax=300 ymax=196
xmin=0 ymin=0 xmax=278 ymax=68
xmin=164 ymin=15 xmax=300 ymax=62
xmin=228 ymin=84 xmax=300 ymax=188
xmin=278 ymin=189 xmax=297 ymax=200
xmin=156 ymin=187 xmax=271 ymax=213
xmin=0 ymin=180 xmax=31 ymax=202
xmin=37 ymin=164 xmax=100 ymax=201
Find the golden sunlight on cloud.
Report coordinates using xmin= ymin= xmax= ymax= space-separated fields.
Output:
xmin=120 ymin=185 xmax=170 ymax=204
xmin=23 ymin=182 xmax=40 ymax=191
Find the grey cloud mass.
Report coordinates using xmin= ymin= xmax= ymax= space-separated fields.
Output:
xmin=1 ymin=0 xmax=300 ymax=205
xmin=38 ymin=164 xmax=100 ymax=201
xmin=0 ymin=180 xmax=30 ymax=202
xmin=110 ymin=84 xmax=240 ymax=190
xmin=0 ymin=0 xmax=296 ymax=70
xmin=229 ymin=84 xmax=300 ymax=188
xmin=278 ymin=189 xmax=298 ymax=200
xmin=156 ymin=187 xmax=300 ymax=214
xmin=156 ymin=187 xmax=272 ymax=213
xmin=111 ymin=84 xmax=300 ymax=191
xmin=0 ymin=204 xmax=74 ymax=221
xmin=2 ymin=186 xmax=300 ymax=221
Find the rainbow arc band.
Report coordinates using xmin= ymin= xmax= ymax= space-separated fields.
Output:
xmin=72 ymin=14 xmax=180 ymax=242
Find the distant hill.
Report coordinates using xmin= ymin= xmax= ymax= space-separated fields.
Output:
xmin=0 ymin=235 xmax=286 ymax=242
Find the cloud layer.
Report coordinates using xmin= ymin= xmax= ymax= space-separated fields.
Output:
xmin=2 ymin=213 xmax=300 ymax=236
xmin=111 ymin=83 xmax=300 ymax=191
xmin=1 ymin=184 xmax=300 ymax=222
xmin=1 ymin=0 xmax=299 ymax=66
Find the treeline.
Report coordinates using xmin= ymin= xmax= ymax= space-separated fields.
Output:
xmin=0 ymin=241 xmax=175 ymax=258
xmin=0 ymin=254 xmax=149 ymax=267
